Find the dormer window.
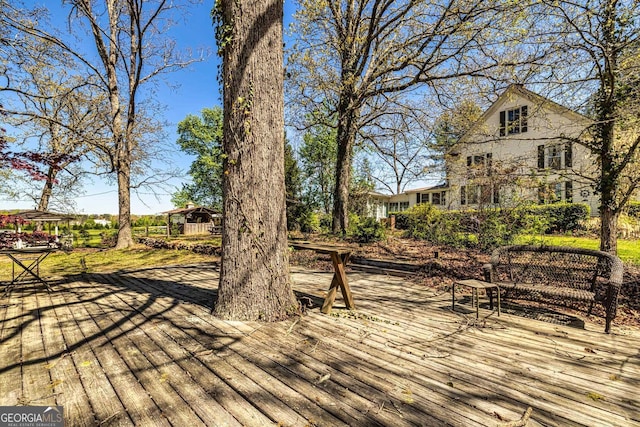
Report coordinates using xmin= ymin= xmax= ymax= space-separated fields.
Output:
xmin=499 ymin=105 xmax=528 ymax=136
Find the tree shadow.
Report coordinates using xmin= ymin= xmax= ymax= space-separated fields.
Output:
xmin=0 ymin=266 xmax=226 ymax=377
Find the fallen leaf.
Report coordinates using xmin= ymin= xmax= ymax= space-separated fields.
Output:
xmin=402 ymin=388 xmax=414 ymax=404
xmin=48 ymin=379 xmax=63 ymax=389
xmin=586 ymin=391 xmax=605 ymax=401
xmin=316 ymin=373 xmax=330 ymax=385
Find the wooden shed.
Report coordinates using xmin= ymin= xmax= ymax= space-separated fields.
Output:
xmin=164 ymin=205 xmax=222 ymax=236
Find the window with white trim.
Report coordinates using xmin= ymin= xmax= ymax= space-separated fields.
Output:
xmin=538 ymin=181 xmax=573 ymax=203
xmin=500 ymin=106 xmax=528 ymax=136
xmin=430 ymin=191 xmax=446 ymax=205
xmin=466 ymin=153 xmax=493 ymax=176
xmin=460 ymin=185 xmax=499 ymax=206
xmin=537 ymin=143 xmax=572 ymax=170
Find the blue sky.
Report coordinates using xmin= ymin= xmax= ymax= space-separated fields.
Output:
xmin=6 ymin=0 xmax=298 ymax=215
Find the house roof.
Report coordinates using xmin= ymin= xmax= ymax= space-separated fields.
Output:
xmin=368 ymin=191 xmax=392 ymax=198
xmin=458 ymin=84 xmax=592 ymax=144
xmin=163 ymin=206 xmax=221 ymax=216
xmin=403 ymin=182 xmax=448 ymax=193
xmin=370 ymin=182 xmax=449 ymax=198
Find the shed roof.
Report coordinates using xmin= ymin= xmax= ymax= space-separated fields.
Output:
xmin=163 ymin=206 xmax=221 ymax=216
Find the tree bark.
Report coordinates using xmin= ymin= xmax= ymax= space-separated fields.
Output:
xmin=37 ymin=166 xmax=56 ymax=212
xmin=116 ymin=165 xmax=134 ymax=249
xmin=596 ymin=0 xmax=620 ymax=256
xmin=214 ymin=0 xmax=297 ymax=321
xmin=332 ymin=100 xmax=359 ymax=235
xmin=600 ymin=206 xmax=619 ymax=254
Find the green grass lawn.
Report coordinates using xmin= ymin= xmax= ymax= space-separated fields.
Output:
xmin=518 ymin=234 xmax=640 ymax=266
xmin=0 ymin=246 xmax=218 ymax=282
xmin=63 ymin=227 xmax=216 ymax=248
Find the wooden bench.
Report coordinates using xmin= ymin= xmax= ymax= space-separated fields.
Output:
xmin=482 ymin=245 xmax=624 ymax=333
xmin=289 ymin=242 xmax=355 ymax=314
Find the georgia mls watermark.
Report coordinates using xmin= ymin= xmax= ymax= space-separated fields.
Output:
xmin=0 ymin=406 xmax=63 ymax=427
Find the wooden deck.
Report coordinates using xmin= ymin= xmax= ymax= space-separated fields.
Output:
xmin=1 ymin=264 xmax=639 ymax=426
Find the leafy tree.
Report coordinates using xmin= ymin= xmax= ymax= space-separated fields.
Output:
xmin=284 ymin=138 xmax=309 ymax=231
xmin=172 ymin=107 xmax=224 ymax=210
xmin=530 ymin=0 xmax=640 ymax=254
xmin=431 ymin=99 xmax=484 ymax=181
xmin=288 ymin=0 xmax=533 ymax=234
xmin=362 ymin=111 xmax=432 ymax=194
xmin=213 ymin=0 xmax=297 ymax=321
xmin=432 ymin=100 xmax=484 ymax=161
xmin=2 ymin=1 xmax=196 ymax=248
xmin=1 ymin=35 xmax=105 ymax=212
xmin=349 ymin=157 xmax=375 ymax=217
xmin=299 ymin=122 xmax=337 ymax=214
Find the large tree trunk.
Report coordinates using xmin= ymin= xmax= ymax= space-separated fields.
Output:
xmin=115 ymin=164 xmax=134 ymax=249
xmin=37 ymin=166 xmax=56 ymax=212
xmin=332 ymin=101 xmax=359 ymax=235
xmin=214 ymin=0 xmax=296 ymax=321
xmin=600 ymin=207 xmax=619 ymax=254
xmin=596 ymin=0 xmax=620 ymax=256
xmin=598 ymin=142 xmax=620 ymax=255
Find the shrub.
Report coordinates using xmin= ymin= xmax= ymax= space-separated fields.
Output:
xmin=518 ymin=203 xmax=589 ymax=233
xmin=400 ymin=202 xmax=588 ymax=252
xmin=402 ymin=204 xmax=463 ymax=246
xmin=389 ymin=212 xmax=410 ymax=230
xmin=299 ymin=211 xmax=321 ymax=233
xmin=349 ymin=216 xmax=386 ymax=243
xmin=404 ymin=203 xmax=440 ymax=240
xmin=627 ymin=201 xmax=640 ymax=219
xmin=318 ymin=214 xmax=332 ymax=232
xmin=403 ymin=204 xmax=552 ymax=251
xmin=474 ymin=209 xmax=518 ymax=251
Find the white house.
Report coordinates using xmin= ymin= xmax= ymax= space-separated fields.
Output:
xmin=368 ymin=184 xmax=448 ymax=220
xmin=94 ymin=219 xmax=112 ymax=227
xmin=370 ymin=84 xmax=606 ymax=218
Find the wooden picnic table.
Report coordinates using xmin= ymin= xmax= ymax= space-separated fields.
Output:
xmin=289 ymin=242 xmax=355 ymax=314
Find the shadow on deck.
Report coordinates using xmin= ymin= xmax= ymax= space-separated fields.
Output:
xmin=1 ymin=264 xmax=638 ymax=426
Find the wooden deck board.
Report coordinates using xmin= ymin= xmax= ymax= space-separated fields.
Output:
xmin=0 ymin=286 xmax=25 ymax=405
xmin=112 ymin=272 xmax=322 ymax=426
xmin=81 ymin=283 xmax=208 ymax=427
xmin=35 ymin=285 xmax=98 ymax=427
xmin=120 ymin=274 xmax=353 ymax=427
xmin=49 ymin=280 xmax=134 ymax=427
xmin=133 ymin=279 xmax=409 ymax=427
xmin=2 ymin=263 xmax=639 ymax=427
xmin=314 ymin=273 xmax=640 ymax=426
xmin=327 ymin=279 xmax=640 ymax=399
xmin=21 ymin=287 xmax=57 ymax=407
xmin=141 ymin=267 xmax=413 ymax=427
xmin=279 ymin=309 xmax=533 ymax=427
xmin=55 ymin=279 xmax=171 ymax=427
